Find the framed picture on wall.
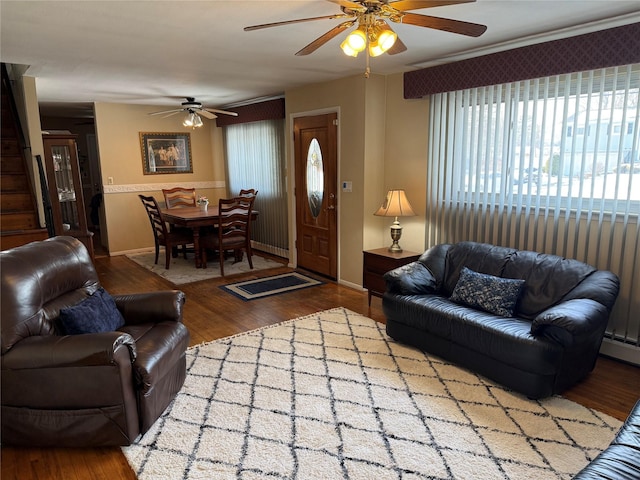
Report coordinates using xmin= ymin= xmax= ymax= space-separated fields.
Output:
xmin=140 ymin=132 xmax=193 ymax=174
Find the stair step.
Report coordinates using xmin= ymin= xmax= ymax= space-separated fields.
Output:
xmin=0 ymin=212 xmax=40 ymax=230
xmin=1 ymin=174 xmax=29 ymax=192
xmin=0 ymin=155 xmax=27 ymax=174
xmin=0 ymin=192 xmax=35 ymax=212
xmin=1 ymin=138 xmax=21 ymax=156
xmin=0 ymin=229 xmax=49 ymax=251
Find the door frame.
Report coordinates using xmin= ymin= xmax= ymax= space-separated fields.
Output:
xmin=288 ymin=107 xmax=341 ymax=279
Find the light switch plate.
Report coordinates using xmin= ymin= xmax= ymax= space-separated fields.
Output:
xmin=342 ymin=181 xmax=352 ymax=192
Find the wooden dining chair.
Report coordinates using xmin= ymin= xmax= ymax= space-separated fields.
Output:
xmin=200 ymin=196 xmax=255 ymax=275
xmin=239 ymin=188 xmax=258 ymax=198
xmin=139 ymin=194 xmax=194 ymax=269
xmin=162 ymin=187 xmax=196 ymax=209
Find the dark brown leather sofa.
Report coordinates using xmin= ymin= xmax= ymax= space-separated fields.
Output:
xmin=1 ymin=236 xmax=190 ymax=446
xmin=383 ymin=242 xmax=620 ymax=399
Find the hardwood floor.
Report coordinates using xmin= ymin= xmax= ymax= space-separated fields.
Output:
xmin=2 ymin=253 xmax=638 ymax=480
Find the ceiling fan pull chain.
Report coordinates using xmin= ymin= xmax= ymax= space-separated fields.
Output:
xmin=365 ymin=47 xmax=371 ymax=78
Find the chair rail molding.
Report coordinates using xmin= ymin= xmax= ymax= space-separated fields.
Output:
xmin=103 ymin=181 xmax=225 ymax=194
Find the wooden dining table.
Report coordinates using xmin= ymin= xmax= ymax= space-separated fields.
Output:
xmin=160 ymin=205 xmax=258 ymax=268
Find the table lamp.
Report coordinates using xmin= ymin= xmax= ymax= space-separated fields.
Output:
xmin=374 ymin=189 xmax=416 ymax=253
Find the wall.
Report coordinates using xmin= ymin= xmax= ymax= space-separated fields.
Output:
xmin=93 ymin=103 xmax=226 ymax=254
xmin=382 ymin=73 xmax=429 ymax=254
xmin=285 ymin=72 xmax=431 ymax=287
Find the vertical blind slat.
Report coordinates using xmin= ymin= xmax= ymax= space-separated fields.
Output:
xmin=223 ymin=119 xmax=288 ymax=257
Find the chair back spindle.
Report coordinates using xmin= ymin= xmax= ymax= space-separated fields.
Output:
xmin=139 ymin=194 xmax=193 ymax=269
xmin=162 ymin=187 xmax=196 ymax=209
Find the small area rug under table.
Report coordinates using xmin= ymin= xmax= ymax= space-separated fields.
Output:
xmin=126 ymin=251 xmax=282 ymax=285
xmin=220 ymin=272 xmax=323 ymax=301
xmin=122 ymin=307 xmax=621 ymax=480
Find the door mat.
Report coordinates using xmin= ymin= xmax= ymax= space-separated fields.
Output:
xmin=220 ymin=272 xmax=323 ymax=301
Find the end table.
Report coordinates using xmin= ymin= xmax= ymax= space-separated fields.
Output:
xmin=363 ymin=248 xmax=421 ymax=305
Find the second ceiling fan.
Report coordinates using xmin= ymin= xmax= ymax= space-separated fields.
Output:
xmin=245 ymin=0 xmax=487 ymax=67
xmin=149 ymin=97 xmax=238 ymax=128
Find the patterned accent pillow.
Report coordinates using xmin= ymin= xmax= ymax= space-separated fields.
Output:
xmin=450 ymin=267 xmax=525 ymax=317
xmin=58 ymin=288 xmax=125 ymax=335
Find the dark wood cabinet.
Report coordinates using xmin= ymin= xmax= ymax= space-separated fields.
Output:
xmin=363 ymin=248 xmax=421 ymax=305
xmin=42 ymin=134 xmax=94 ymax=258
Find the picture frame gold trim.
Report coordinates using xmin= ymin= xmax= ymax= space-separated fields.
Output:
xmin=140 ymin=132 xmax=193 ymax=175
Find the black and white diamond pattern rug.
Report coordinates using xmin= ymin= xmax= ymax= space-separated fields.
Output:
xmin=122 ymin=308 xmax=621 ymax=479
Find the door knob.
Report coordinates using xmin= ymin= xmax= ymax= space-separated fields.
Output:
xmin=326 ymin=193 xmax=336 ymax=210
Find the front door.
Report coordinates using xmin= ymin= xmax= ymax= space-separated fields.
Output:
xmin=294 ymin=113 xmax=338 ymax=279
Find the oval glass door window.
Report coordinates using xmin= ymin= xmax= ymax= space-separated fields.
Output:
xmin=306 ymin=138 xmax=324 ymax=218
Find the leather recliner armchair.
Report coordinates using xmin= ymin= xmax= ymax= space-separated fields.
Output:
xmin=1 ymin=236 xmax=190 ymax=446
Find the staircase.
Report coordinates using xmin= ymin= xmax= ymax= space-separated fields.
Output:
xmin=1 ymin=65 xmax=49 ymax=250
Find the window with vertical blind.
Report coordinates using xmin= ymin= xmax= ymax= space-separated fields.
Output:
xmin=223 ymin=118 xmax=288 ymax=258
xmin=427 ymin=64 xmax=639 ymax=363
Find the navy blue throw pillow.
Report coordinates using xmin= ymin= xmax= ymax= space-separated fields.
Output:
xmin=58 ymin=288 xmax=125 ymax=335
xmin=450 ymin=267 xmax=525 ymax=317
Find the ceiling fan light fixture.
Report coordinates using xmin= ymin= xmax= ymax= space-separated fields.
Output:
xmin=183 ymin=111 xmax=203 ymax=129
xmin=340 ymin=38 xmax=360 ymax=57
xmin=378 ymin=28 xmax=397 ymax=51
xmin=341 ymin=26 xmax=366 ymax=56
xmin=368 ymin=23 xmax=397 ymax=57
xmin=182 ymin=112 xmax=195 ymax=127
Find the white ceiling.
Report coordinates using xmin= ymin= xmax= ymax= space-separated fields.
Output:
xmin=2 ymin=0 xmax=640 ymax=118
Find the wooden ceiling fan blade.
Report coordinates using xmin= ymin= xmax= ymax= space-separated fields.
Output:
xmin=389 ymin=0 xmax=475 ymax=11
xmin=387 ymin=35 xmax=407 ymax=55
xmin=159 ymin=111 xmax=182 ymax=119
xmin=204 ymin=108 xmax=238 ymax=117
xmin=244 ymin=14 xmax=349 ymax=31
xmin=295 ymin=20 xmax=355 ymax=56
xmin=400 ymin=12 xmax=487 ymax=37
xmin=148 ymin=108 xmax=182 ymax=116
xmin=197 ymin=110 xmax=216 ymax=120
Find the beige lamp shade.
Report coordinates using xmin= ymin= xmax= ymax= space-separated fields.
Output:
xmin=374 ymin=189 xmax=416 ymax=218
xmin=374 ymin=189 xmax=416 ymax=252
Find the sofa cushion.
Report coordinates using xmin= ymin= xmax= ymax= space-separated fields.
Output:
xmin=503 ymin=250 xmax=597 ymax=318
xmin=58 ymin=288 xmax=125 ymax=335
xmin=443 ymin=242 xmax=517 ymax=295
xmin=450 ymin=267 xmax=525 ymax=317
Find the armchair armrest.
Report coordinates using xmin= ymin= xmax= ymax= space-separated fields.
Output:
xmin=1 ymin=333 xmax=138 ymax=412
xmin=530 ymin=299 xmax=609 ymax=347
xmin=1 ymin=332 xmax=136 ymax=370
xmin=384 ymin=261 xmax=438 ymax=295
xmin=113 ymin=290 xmax=185 ymax=325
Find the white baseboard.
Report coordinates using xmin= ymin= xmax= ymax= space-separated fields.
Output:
xmin=110 ymin=247 xmax=154 ymax=257
xmin=600 ymin=338 xmax=640 ymax=366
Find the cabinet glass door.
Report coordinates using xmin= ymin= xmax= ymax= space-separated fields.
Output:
xmin=52 ymin=145 xmax=80 ymax=231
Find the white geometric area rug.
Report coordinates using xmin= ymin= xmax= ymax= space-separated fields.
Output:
xmin=126 ymin=251 xmax=282 ymax=285
xmin=122 ymin=308 xmax=621 ymax=480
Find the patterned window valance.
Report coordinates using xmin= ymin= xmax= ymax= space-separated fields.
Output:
xmin=404 ymin=22 xmax=640 ymax=99
xmin=215 ymin=98 xmax=285 ymax=126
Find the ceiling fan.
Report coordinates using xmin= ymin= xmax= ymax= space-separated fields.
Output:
xmin=148 ymin=97 xmax=238 ymax=128
xmin=244 ymin=0 xmax=487 ymax=67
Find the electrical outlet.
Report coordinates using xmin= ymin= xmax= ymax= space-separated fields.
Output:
xmin=107 ymin=176 xmax=114 ymax=185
